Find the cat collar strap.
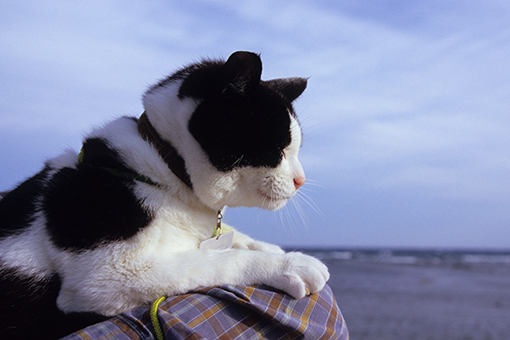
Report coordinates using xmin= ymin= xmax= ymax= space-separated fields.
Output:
xmin=77 ymin=148 xmax=160 ymax=187
xmin=137 ymin=112 xmax=193 ymax=189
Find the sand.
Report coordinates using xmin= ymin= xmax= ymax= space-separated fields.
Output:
xmin=324 ymin=260 xmax=510 ymax=340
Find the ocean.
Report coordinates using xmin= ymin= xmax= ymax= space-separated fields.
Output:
xmin=302 ymin=248 xmax=510 ymax=265
xmin=295 ymin=248 xmax=510 ymax=340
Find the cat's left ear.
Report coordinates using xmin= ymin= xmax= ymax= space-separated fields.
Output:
xmin=223 ymin=51 xmax=263 ymax=94
xmin=264 ymin=77 xmax=308 ymax=102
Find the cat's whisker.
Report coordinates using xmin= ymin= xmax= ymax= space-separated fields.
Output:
xmin=278 ymin=207 xmax=289 ymax=233
xmin=295 ymin=190 xmax=325 ymax=221
xmin=301 ymin=178 xmax=324 ymax=188
xmin=289 ymin=194 xmax=308 ymax=229
xmin=279 ymin=202 xmax=298 ymax=234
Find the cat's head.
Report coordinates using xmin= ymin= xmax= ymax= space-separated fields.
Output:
xmin=143 ymin=51 xmax=307 ymax=211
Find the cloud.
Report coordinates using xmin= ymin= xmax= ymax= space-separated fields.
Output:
xmin=2 ymin=0 xmax=510 ymax=247
xmin=281 ymin=1 xmax=510 ymax=209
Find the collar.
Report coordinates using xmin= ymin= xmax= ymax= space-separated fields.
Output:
xmin=137 ymin=112 xmax=193 ymax=189
xmin=77 ymin=147 xmax=160 ymax=187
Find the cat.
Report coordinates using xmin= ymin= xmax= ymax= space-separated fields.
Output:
xmin=0 ymin=51 xmax=329 ymax=339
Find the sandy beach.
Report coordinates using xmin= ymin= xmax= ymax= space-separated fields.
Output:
xmin=323 ymin=259 xmax=510 ymax=340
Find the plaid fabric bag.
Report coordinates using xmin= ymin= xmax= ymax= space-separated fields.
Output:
xmin=61 ymin=284 xmax=348 ymax=340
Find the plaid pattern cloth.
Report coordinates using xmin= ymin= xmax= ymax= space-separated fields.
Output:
xmin=61 ymin=284 xmax=348 ymax=340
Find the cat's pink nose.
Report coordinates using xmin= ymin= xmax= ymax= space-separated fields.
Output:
xmin=294 ymin=176 xmax=306 ymax=190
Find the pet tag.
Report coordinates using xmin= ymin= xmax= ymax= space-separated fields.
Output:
xmin=199 ymin=231 xmax=234 ymax=250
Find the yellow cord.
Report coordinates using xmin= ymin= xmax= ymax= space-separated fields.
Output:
xmin=150 ymin=296 xmax=166 ymax=340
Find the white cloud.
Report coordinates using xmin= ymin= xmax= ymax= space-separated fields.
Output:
xmin=2 ymin=0 xmax=510 ymax=247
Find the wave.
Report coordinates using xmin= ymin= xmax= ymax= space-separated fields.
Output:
xmin=295 ymin=248 xmax=510 ymax=265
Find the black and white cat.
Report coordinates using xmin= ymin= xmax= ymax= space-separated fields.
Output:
xmin=0 ymin=51 xmax=329 ymax=339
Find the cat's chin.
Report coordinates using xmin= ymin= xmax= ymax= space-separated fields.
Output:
xmin=262 ymin=201 xmax=287 ymax=211
xmin=258 ymin=191 xmax=292 ymax=210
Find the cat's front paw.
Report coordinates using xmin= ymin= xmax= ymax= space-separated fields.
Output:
xmin=284 ymin=252 xmax=330 ymax=298
xmin=274 ymin=252 xmax=330 ymax=299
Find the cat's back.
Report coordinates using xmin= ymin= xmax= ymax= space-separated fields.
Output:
xmin=0 ymin=137 xmax=143 ymax=339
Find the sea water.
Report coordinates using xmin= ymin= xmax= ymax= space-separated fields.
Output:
xmin=292 ymin=248 xmax=510 ymax=340
xmin=299 ymin=248 xmax=510 ymax=265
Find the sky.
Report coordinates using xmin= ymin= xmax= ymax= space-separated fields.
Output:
xmin=1 ymin=1 xmax=510 ymax=249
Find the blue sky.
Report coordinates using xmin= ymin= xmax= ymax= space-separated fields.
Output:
xmin=1 ymin=1 xmax=510 ymax=249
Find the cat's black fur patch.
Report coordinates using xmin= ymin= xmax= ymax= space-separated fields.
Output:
xmin=0 ymin=267 xmax=108 ymax=340
xmin=43 ymin=138 xmax=152 ymax=250
xmin=188 ymin=85 xmax=293 ymax=171
xmin=0 ymin=166 xmax=50 ymax=238
xmin=182 ymin=51 xmax=304 ymax=171
xmin=79 ymin=137 xmax=130 ymax=170
xmin=149 ymin=60 xmax=222 ymax=97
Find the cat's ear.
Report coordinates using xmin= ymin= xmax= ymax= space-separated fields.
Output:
xmin=264 ymin=77 xmax=308 ymax=102
xmin=222 ymin=51 xmax=262 ymax=94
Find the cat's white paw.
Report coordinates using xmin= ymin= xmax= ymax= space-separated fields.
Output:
xmin=273 ymin=252 xmax=330 ymax=299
